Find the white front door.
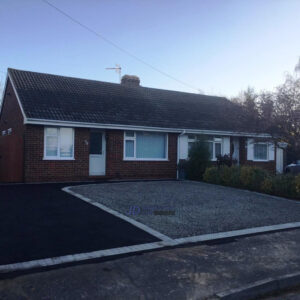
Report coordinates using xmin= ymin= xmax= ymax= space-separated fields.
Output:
xmin=276 ymin=147 xmax=284 ymax=174
xmin=232 ymin=137 xmax=240 ymax=164
xmin=89 ymin=131 xmax=106 ymax=176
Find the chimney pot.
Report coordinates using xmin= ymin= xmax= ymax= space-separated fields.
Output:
xmin=121 ymin=75 xmax=140 ymax=87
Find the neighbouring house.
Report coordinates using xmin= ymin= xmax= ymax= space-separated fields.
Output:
xmin=0 ymin=69 xmax=285 ymax=183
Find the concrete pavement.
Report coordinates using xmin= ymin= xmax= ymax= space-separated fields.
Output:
xmin=1 ymin=228 xmax=300 ymax=299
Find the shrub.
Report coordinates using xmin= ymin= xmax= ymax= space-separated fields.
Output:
xmin=216 ymin=154 xmax=237 ymax=168
xmin=204 ymin=165 xmax=241 ymax=187
xmin=260 ymin=174 xmax=299 ymax=198
xmin=219 ymin=166 xmax=233 ymax=186
xmin=185 ymin=140 xmax=211 ymax=180
xmin=271 ymin=174 xmax=298 ymax=198
xmin=203 ymin=167 xmax=220 ymax=184
xmin=240 ymin=166 xmax=269 ymax=191
xmin=222 ymin=165 xmax=241 ymax=187
xmin=204 ymin=165 xmax=299 ymax=199
xmin=261 ymin=177 xmax=273 ymax=194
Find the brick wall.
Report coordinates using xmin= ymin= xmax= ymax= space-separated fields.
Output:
xmin=23 ymin=127 xmax=178 ymax=182
xmin=0 ymin=79 xmax=25 ymax=182
xmin=24 ymin=125 xmax=90 ymax=182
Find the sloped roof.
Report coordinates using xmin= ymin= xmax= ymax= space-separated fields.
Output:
xmin=8 ymin=68 xmax=252 ymax=132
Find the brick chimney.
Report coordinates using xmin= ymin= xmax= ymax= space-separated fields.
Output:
xmin=121 ymin=75 xmax=140 ymax=87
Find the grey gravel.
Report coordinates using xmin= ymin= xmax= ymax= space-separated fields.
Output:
xmin=69 ymin=180 xmax=300 ymax=238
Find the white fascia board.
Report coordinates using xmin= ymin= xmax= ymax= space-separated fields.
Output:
xmin=26 ymin=118 xmax=181 ymax=133
xmin=25 ymin=118 xmax=271 ymax=138
xmin=0 ymin=75 xmax=9 ymax=118
xmin=7 ymin=71 xmax=28 ymax=123
xmin=183 ymin=129 xmax=271 ymax=138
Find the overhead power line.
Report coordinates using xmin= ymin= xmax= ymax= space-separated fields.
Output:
xmin=41 ymin=0 xmax=201 ymax=93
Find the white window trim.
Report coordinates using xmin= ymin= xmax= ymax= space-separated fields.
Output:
xmin=43 ymin=127 xmax=75 ymax=160
xmin=187 ymin=136 xmax=222 ymax=161
xmin=123 ymin=131 xmax=169 ymax=161
xmin=253 ymin=142 xmax=269 ymax=162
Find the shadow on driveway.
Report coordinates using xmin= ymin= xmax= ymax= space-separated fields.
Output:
xmin=0 ymin=183 xmax=158 ymax=265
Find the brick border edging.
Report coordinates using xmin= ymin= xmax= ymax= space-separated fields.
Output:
xmin=215 ymin=271 xmax=300 ymax=300
xmin=0 ymin=241 xmax=167 ymax=274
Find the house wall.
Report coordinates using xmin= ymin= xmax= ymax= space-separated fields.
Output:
xmin=106 ymin=130 xmax=177 ymax=179
xmin=0 ymin=79 xmax=25 ymax=182
xmin=178 ymin=134 xmax=231 ymax=160
xmin=23 ymin=126 xmax=178 ymax=182
xmin=24 ymin=125 xmax=90 ymax=182
xmin=178 ymin=135 xmax=276 ymax=173
xmin=239 ymin=137 xmax=276 ymax=173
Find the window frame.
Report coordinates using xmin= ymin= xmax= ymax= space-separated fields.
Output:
xmin=123 ymin=131 xmax=168 ymax=161
xmin=44 ymin=127 xmax=75 ymax=160
xmin=187 ymin=135 xmax=222 ymax=161
xmin=253 ymin=142 xmax=269 ymax=161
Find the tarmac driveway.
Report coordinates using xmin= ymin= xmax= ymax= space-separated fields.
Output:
xmin=0 ymin=183 xmax=158 ymax=265
xmin=69 ymin=180 xmax=300 ymax=238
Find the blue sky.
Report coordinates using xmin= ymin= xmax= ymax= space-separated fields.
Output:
xmin=1 ymin=0 xmax=300 ymax=97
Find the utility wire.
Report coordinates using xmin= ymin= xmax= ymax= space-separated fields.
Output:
xmin=41 ymin=0 xmax=201 ymax=93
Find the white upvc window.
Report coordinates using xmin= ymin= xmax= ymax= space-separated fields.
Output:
xmin=253 ymin=142 xmax=268 ymax=161
xmin=188 ymin=135 xmax=222 ymax=160
xmin=124 ymin=131 xmax=168 ymax=161
xmin=44 ymin=127 xmax=74 ymax=160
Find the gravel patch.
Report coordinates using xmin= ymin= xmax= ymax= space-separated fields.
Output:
xmin=69 ymin=181 xmax=300 ymax=238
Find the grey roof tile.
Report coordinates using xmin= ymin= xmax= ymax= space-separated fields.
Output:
xmin=8 ymin=68 xmax=257 ymax=132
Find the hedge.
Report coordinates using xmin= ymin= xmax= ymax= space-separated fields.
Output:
xmin=203 ymin=166 xmax=300 ymax=200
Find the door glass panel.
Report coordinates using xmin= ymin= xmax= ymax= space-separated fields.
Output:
xmin=215 ymin=143 xmax=222 ymax=157
xmin=90 ymin=132 xmax=102 ymax=154
xmin=125 ymin=131 xmax=135 ymax=137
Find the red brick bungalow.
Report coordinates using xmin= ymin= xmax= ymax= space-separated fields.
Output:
xmin=0 ymin=69 xmax=284 ymax=183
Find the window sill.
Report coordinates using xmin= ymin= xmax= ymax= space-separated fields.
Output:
xmin=252 ymin=159 xmax=269 ymax=162
xmin=43 ymin=157 xmax=75 ymax=161
xmin=123 ymin=158 xmax=169 ymax=162
xmin=187 ymin=158 xmax=217 ymax=161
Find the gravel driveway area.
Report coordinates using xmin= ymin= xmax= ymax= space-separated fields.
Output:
xmin=69 ymin=181 xmax=300 ymax=238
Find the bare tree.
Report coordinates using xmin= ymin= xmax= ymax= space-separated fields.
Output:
xmin=295 ymin=57 xmax=300 ymax=75
xmin=273 ymin=74 xmax=300 ymax=162
xmin=232 ymin=59 xmax=300 ymax=163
